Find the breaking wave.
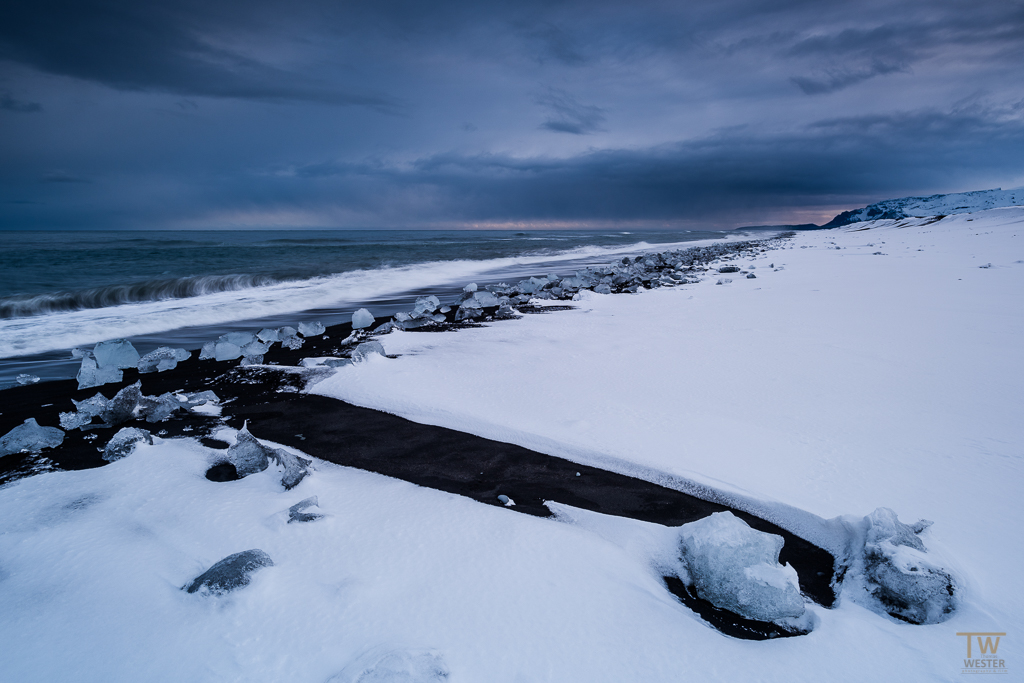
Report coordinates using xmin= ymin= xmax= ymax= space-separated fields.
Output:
xmin=0 ymin=273 xmax=282 ymax=319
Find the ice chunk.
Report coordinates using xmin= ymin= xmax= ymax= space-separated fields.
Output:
xmin=220 ymin=331 xmax=255 ymax=347
xmin=60 ymin=392 xmax=110 ymax=430
xmin=718 ymin=265 xmax=741 ymax=273
xmin=102 ymin=427 xmax=152 ymax=462
xmin=93 ymin=339 xmax=140 ymax=369
xmin=593 ymin=284 xmax=612 ymax=294
xmin=239 ymin=355 xmax=264 ymax=366
xmin=463 ymin=282 xmax=478 ymax=292
xmin=199 ymin=341 xmax=217 ymax=360
xmin=352 ymin=340 xmax=386 ymax=361
xmin=278 ymin=326 xmax=298 ymax=338
xmin=184 ymin=549 xmax=273 ymax=595
xmin=241 ymin=340 xmax=271 ymax=357
xmin=137 ymin=347 xmax=191 ymax=373
xmin=298 ymin=321 xmax=325 ymax=337
xmin=214 ymin=341 xmax=242 ymax=361
xmin=226 ymin=426 xmax=273 ymax=476
xmin=0 ymin=418 xmax=64 ymax=456
xmin=16 ymin=374 xmax=40 ymax=385
xmin=138 ymin=392 xmax=183 ymax=423
xmin=271 ymin=448 xmax=312 ymax=490
xmin=76 ymin=356 xmax=122 ymax=390
xmin=352 ymin=308 xmax=375 ymax=329
xmin=328 ymin=649 xmax=450 ymax=683
xmin=257 ymin=327 xmax=281 ymax=343
xmin=70 ymin=347 xmax=89 ymax=359
xmin=677 ymin=511 xmax=805 ymax=623
xmin=288 ymin=496 xmax=322 ymax=523
xmin=413 ymin=295 xmax=440 ymax=315
xmin=102 ymin=381 xmax=142 ymax=426
xmin=465 ymin=290 xmax=499 ymax=307
xmin=281 ymin=335 xmax=304 ymax=350
xmin=454 ymin=305 xmax=482 ymax=321
xmin=860 ymin=507 xmax=956 ymax=624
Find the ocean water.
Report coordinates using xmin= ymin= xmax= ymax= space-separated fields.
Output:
xmin=0 ymin=228 xmax=752 ymax=386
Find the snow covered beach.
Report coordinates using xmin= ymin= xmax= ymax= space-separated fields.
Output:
xmin=1 ymin=206 xmax=1022 ymax=681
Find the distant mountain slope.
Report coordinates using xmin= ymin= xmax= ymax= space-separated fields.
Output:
xmin=821 ymin=187 xmax=1024 ymax=228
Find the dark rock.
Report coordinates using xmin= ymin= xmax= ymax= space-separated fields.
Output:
xmin=184 ymin=549 xmax=273 ymax=594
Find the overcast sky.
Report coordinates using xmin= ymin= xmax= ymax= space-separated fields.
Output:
xmin=2 ymin=0 xmax=1023 ymax=229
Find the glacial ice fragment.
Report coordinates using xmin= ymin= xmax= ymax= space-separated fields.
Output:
xmin=352 ymin=340 xmax=386 ymax=361
xmin=352 ymin=308 xmax=375 ymax=329
xmin=138 ymin=392 xmax=183 ymax=422
xmin=413 ymin=295 xmax=440 ymax=314
xmin=463 ymin=282 xmax=478 ymax=292
xmin=0 ymin=418 xmax=64 ymax=456
xmin=93 ymin=339 xmax=141 ymax=369
xmin=184 ymin=549 xmax=274 ymax=595
xmin=241 ymin=340 xmax=271 ymax=357
xmin=103 ymin=427 xmax=152 ymax=461
xmin=199 ymin=341 xmax=217 ymax=360
xmin=271 ymin=448 xmax=312 ymax=490
xmin=257 ymin=327 xmax=281 ymax=343
xmin=214 ymin=341 xmax=242 ymax=361
xmin=102 ymin=381 xmax=142 ymax=426
xmin=226 ymin=426 xmax=272 ymax=476
xmin=860 ymin=507 xmax=957 ymax=624
xmin=677 ymin=511 xmax=805 ymax=623
xmin=454 ymin=305 xmax=482 ymax=321
xmin=593 ymin=284 xmax=611 ymax=294
xmin=137 ymin=347 xmax=190 ymax=373
xmin=60 ymin=392 xmax=110 ymax=430
xmin=76 ymin=356 xmax=122 ymax=389
xmin=298 ymin=321 xmax=325 ymax=337
xmin=220 ymin=331 xmax=256 ymax=347
xmin=16 ymin=374 xmax=40 ymax=385
xmin=281 ymin=335 xmax=304 ymax=350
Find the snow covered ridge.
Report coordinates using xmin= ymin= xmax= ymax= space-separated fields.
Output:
xmin=822 ymin=187 xmax=1024 ymax=227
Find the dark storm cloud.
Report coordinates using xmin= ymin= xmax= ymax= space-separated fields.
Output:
xmin=1 ymin=0 xmax=1023 ymax=229
xmin=0 ymin=0 xmax=400 ymax=109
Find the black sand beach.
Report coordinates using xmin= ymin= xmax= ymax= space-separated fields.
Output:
xmin=1 ymin=311 xmax=836 ymax=640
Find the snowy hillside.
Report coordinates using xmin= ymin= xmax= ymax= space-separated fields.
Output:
xmin=822 ymin=187 xmax=1024 ymax=227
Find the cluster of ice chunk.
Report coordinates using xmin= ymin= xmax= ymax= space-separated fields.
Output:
xmin=74 ymin=339 xmax=193 ymax=389
xmin=197 ymin=321 xmax=326 ymax=364
xmin=371 ymin=237 xmax=781 ymax=331
xmin=58 ymin=383 xmax=220 ymax=431
xmin=677 ymin=512 xmax=806 ymax=624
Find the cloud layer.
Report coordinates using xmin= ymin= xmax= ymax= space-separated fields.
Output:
xmin=1 ymin=0 xmax=1023 ymax=228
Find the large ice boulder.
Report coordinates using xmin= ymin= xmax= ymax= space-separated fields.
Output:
xmin=860 ymin=508 xmax=957 ymax=624
xmin=93 ymin=339 xmax=140 ymax=369
xmin=184 ymin=549 xmax=273 ymax=595
xmin=678 ymin=512 xmax=805 ymax=623
xmin=1 ymin=418 xmax=64 ymax=456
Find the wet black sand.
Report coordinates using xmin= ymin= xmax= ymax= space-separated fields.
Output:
xmin=1 ymin=314 xmax=836 ymax=639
